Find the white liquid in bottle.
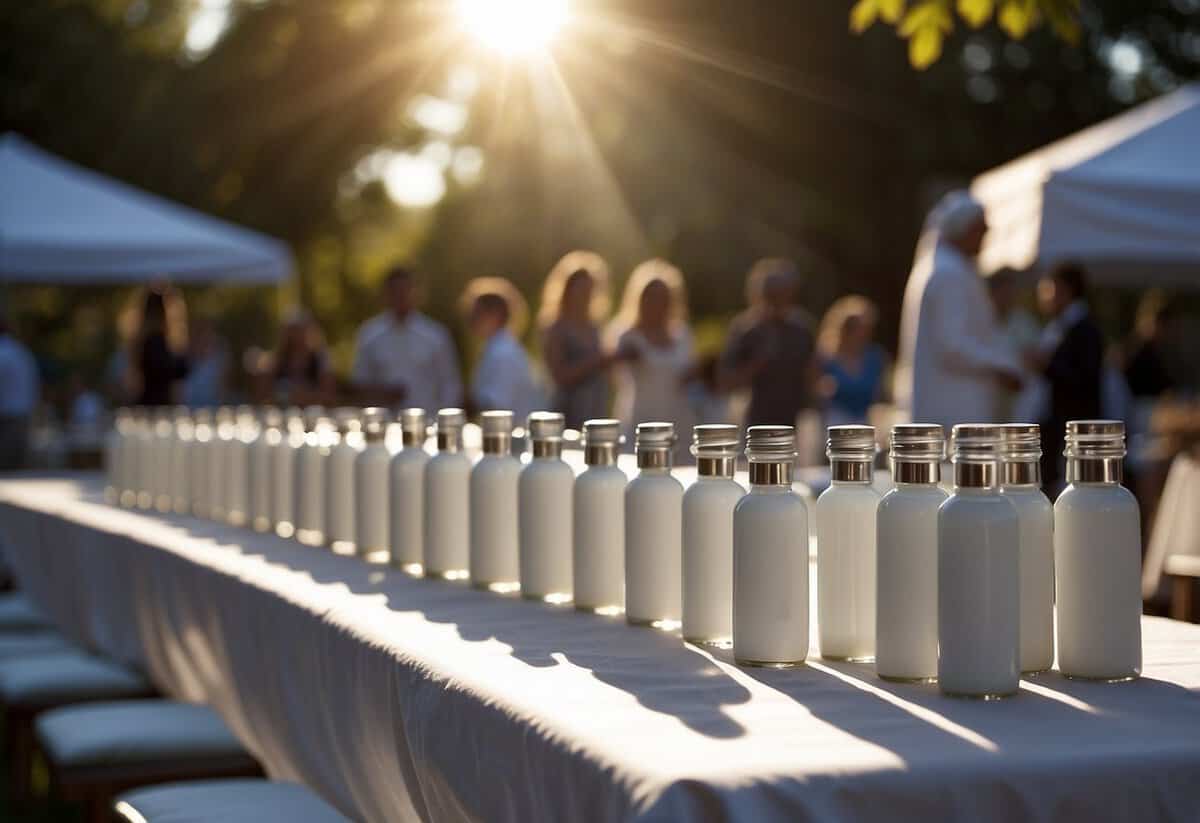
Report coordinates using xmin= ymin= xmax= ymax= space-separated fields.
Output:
xmin=272 ymin=409 xmax=304 ymax=538
xmin=169 ymin=410 xmax=193 ymax=515
xmin=354 ymin=407 xmax=392 ymax=558
xmin=208 ymin=407 xmax=235 ymax=522
xmin=875 ymin=424 xmax=946 ymax=683
xmin=423 ymin=408 xmax=470 ymax=579
xmin=1055 ymin=420 xmax=1142 ymax=681
xmin=573 ymin=419 xmax=626 ymax=614
xmin=390 ymin=409 xmax=429 ymax=574
xmin=470 ymin=411 xmax=521 ymax=591
xmin=105 ymin=409 xmax=128 ymax=505
xmin=938 ymin=424 xmax=1020 ymax=699
xmin=325 ymin=408 xmax=364 ymax=553
xmin=293 ymin=407 xmax=330 ymax=546
xmin=998 ymin=423 xmax=1055 ymax=674
xmin=625 ymin=422 xmax=684 ymax=627
xmin=225 ymin=406 xmax=255 ymax=526
xmin=152 ymin=412 xmax=174 ymax=512
xmin=519 ymin=411 xmax=574 ymax=602
xmin=250 ymin=409 xmax=279 ymax=532
xmin=683 ymin=424 xmax=743 ymax=646
xmin=733 ymin=425 xmax=808 ymax=667
xmin=136 ymin=410 xmax=155 ymax=510
xmin=816 ymin=425 xmax=880 ymax=661
xmin=189 ymin=409 xmax=213 ymax=517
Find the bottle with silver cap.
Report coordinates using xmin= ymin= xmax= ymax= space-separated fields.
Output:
xmin=250 ymin=408 xmax=281 ymax=532
xmin=518 ymin=411 xmax=574 ymax=602
xmin=224 ymin=405 xmax=256 ymax=526
xmin=732 ymin=425 xmax=808 ymax=667
xmin=624 ymin=422 xmax=684 ymax=627
xmin=423 ymin=408 xmax=471 ymax=579
xmin=998 ymin=423 xmax=1054 ymax=675
xmin=134 ymin=407 xmax=156 ymax=510
xmin=1054 ymin=420 xmax=1141 ymax=681
xmin=938 ymin=424 xmax=1020 ymax=699
xmin=816 ymin=425 xmax=880 ymax=661
xmin=105 ymin=408 xmax=130 ymax=505
xmin=189 ymin=408 xmax=213 ymax=518
xmin=470 ymin=410 xmax=522 ymax=591
xmin=208 ymin=406 xmax=236 ymax=521
xmin=169 ymin=406 xmax=194 ymax=515
xmin=325 ymin=407 xmax=365 ymax=553
xmin=682 ymin=424 xmax=744 ymax=646
xmin=151 ymin=408 xmax=175 ymax=512
xmin=572 ymin=419 xmax=626 ymax=614
xmin=293 ymin=406 xmax=331 ymax=546
xmin=354 ymin=407 xmax=393 ymax=558
xmin=272 ymin=407 xmax=304 ymax=538
xmin=390 ymin=409 xmax=430 ymax=574
xmin=875 ymin=424 xmax=947 ymax=683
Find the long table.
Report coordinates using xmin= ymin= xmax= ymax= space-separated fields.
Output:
xmin=2 ymin=473 xmax=1199 ymax=822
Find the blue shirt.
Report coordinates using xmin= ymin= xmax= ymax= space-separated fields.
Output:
xmin=822 ymin=344 xmax=885 ymax=422
xmin=0 ymin=334 xmax=40 ymax=417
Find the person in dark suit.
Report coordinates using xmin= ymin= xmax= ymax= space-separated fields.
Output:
xmin=1028 ymin=263 xmax=1105 ymax=492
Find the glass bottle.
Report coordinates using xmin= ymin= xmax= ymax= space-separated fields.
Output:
xmin=424 ymin=408 xmax=470 ymax=579
xmin=208 ymin=406 xmax=235 ymax=522
xmin=189 ymin=408 xmax=213 ymax=518
xmin=816 ymin=425 xmax=880 ymax=661
xmin=225 ymin=405 xmax=255 ymax=526
xmin=471 ymin=410 xmax=522 ymax=592
xmin=938 ymin=424 xmax=1020 ymax=699
xmin=1055 ymin=420 xmax=1142 ymax=681
xmin=390 ymin=409 xmax=429 ymax=575
xmin=272 ymin=407 xmax=304 ymax=539
xmin=875 ymin=423 xmax=946 ymax=683
xmin=135 ymin=407 xmax=156 ymax=510
xmin=682 ymin=424 xmax=744 ymax=647
xmin=572 ymin=419 xmax=626 ymax=614
xmin=519 ymin=411 xmax=574 ymax=603
xmin=732 ymin=425 xmax=808 ymax=667
xmin=354 ymin=407 xmax=392 ymax=559
xmin=152 ymin=408 xmax=175 ymax=512
xmin=293 ymin=406 xmax=330 ymax=546
xmin=170 ymin=406 xmax=194 ymax=515
xmin=105 ymin=408 xmax=129 ymax=505
xmin=998 ymin=423 xmax=1055 ymax=675
xmin=625 ymin=422 xmax=684 ymax=628
xmin=250 ymin=407 xmax=280 ymax=532
xmin=325 ymin=407 xmax=364 ymax=553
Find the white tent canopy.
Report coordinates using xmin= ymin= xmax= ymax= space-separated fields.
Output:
xmin=0 ymin=133 xmax=292 ymax=284
xmin=973 ymin=84 xmax=1200 ymax=288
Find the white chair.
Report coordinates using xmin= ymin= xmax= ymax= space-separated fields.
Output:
xmin=114 ymin=779 xmax=350 ymax=823
xmin=1142 ymin=451 xmax=1200 ymax=619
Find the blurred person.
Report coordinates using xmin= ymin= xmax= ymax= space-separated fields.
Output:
xmin=817 ymin=295 xmax=888 ymax=426
xmin=0 ymin=310 xmax=40 ymax=470
xmin=989 ymin=267 xmax=1042 ymax=421
xmin=717 ymin=257 xmax=819 ymax=428
xmin=181 ymin=316 xmax=229 ymax=408
xmin=351 ymin=265 xmax=462 ymax=411
xmin=895 ymin=190 xmax=1021 ymax=434
xmin=1122 ymin=290 xmax=1177 ymax=400
xmin=67 ymin=372 xmax=104 ymax=429
xmin=539 ymin=251 xmax=622 ymax=429
xmin=607 ymin=259 xmax=696 ymax=454
xmin=461 ymin=277 xmax=541 ymax=423
xmin=255 ymin=308 xmax=335 ymax=407
xmin=126 ymin=284 xmax=189 ymax=407
xmin=1027 ymin=262 xmax=1105 ymax=491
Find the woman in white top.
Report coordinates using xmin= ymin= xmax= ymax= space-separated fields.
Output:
xmin=607 ymin=259 xmax=696 ymax=460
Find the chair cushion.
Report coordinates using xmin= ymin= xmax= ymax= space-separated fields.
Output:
xmin=114 ymin=779 xmax=349 ymax=823
xmin=0 ymin=630 xmax=74 ymax=660
xmin=0 ymin=593 xmax=49 ymax=631
xmin=36 ymin=700 xmax=253 ymax=769
xmin=0 ymin=650 xmax=152 ymax=708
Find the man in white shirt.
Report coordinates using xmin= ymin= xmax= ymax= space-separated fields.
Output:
xmin=351 ymin=267 xmax=462 ymax=412
xmin=463 ymin=278 xmax=541 ymax=424
xmin=895 ymin=191 xmax=1022 ymax=433
xmin=0 ymin=312 xmax=40 ymax=470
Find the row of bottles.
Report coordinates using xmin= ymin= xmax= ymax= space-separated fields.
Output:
xmin=105 ymin=407 xmax=1143 ymax=693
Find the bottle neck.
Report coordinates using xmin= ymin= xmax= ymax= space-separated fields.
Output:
xmin=531 ymin=440 xmax=562 ymax=459
xmin=696 ymin=456 xmax=735 ymax=478
xmin=437 ymin=431 xmax=462 ymax=453
xmin=954 ymin=460 xmax=998 ymax=490
xmin=482 ymin=434 xmax=511 ymax=455
xmin=749 ymin=461 xmax=792 ymax=487
xmin=1001 ymin=459 xmax=1040 ymax=487
xmin=402 ymin=431 xmax=423 ymax=448
xmin=584 ymin=444 xmax=617 ymax=466
xmin=892 ymin=460 xmax=939 ymax=485
xmin=830 ymin=459 xmax=872 ymax=484
xmin=1067 ymin=456 xmax=1122 ymax=485
xmin=636 ymin=449 xmax=672 ymax=470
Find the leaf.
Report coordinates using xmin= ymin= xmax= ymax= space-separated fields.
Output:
xmin=997 ymin=0 xmax=1036 ymax=39
xmin=850 ymin=0 xmax=880 ymax=33
xmin=908 ymin=24 xmax=944 ymax=68
xmin=956 ymin=0 xmax=993 ymax=28
xmin=900 ymin=0 xmax=953 ymax=36
xmin=879 ymin=0 xmax=906 ymax=23
xmin=1042 ymin=0 xmax=1081 ymax=44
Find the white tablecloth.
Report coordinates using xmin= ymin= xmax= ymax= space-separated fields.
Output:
xmin=2 ymin=473 xmax=1199 ymax=823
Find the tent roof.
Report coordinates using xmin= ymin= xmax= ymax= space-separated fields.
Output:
xmin=972 ymin=84 xmax=1200 ymax=287
xmin=0 ymin=133 xmax=292 ymax=284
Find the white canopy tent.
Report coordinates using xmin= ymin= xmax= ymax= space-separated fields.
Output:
xmin=973 ymin=84 xmax=1200 ymax=288
xmin=0 ymin=133 xmax=292 ymax=284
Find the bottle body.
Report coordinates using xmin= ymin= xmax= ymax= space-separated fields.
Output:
xmin=682 ymin=477 xmax=744 ymax=645
xmin=225 ymin=433 xmax=251 ymax=526
xmin=470 ymin=454 xmax=522 ymax=588
xmin=938 ymin=489 xmax=1020 ymax=698
xmin=250 ymin=429 xmax=276 ymax=532
xmin=190 ymin=427 xmax=211 ymax=517
xmin=136 ymin=425 xmax=155 ymax=510
xmin=294 ymin=436 xmax=327 ymax=545
xmin=326 ymin=439 xmax=363 ymax=551
xmin=354 ymin=443 xmax=392 ymax=556
xmin=1002 ymin=485 xmax=1055 ymax=673
xmin=104 ymin=425 xmax=123 ymax=504
xmin=732 ymin=486 xmax=809 ymax=666
xmin=390 ymin=448 xmax=429 ymax=572
xmin=153 ymin=424 xmax=174 ymax=512
xmin=518 ymin=457 xmax=574 ymax=600
xmin=272 ymin=429 xmax=301 ymax=538
xmin=1054 ymin=483 xmax=1142 ymax=680
xmin=208 ymin=427 xmax=232 ymax=521
xmin=816 ymin=482 xmax=880 ymax=661
xmin=875 ymin=484 xmax=946 ymax=682
xmin=423 ymin=452 xmax=470 ymax=578
xmin=624 ymin=471 xmax=684 ymax=625
xmin=169 ymin=427 xmax=192 ymax=515
xmin=572 ymin=465 xmax=627 ymax=613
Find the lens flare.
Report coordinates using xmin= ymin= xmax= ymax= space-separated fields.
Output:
xmin=456 ymin=0 xmax=569 ymax=55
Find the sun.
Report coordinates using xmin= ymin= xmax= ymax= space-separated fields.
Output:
xmin=455 ymin=0 xmax=570 ymax=56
